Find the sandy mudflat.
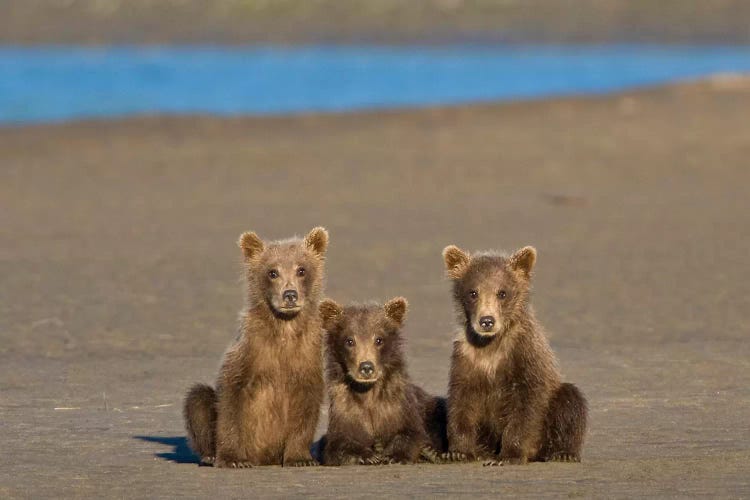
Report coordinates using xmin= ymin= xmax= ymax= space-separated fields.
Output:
xmin=2 ymin=0 xmax=750 ymax=45
xmin=2 ymin=79 xmax=750 ymax=497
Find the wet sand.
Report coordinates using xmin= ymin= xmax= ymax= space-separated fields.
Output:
xmin=1 ymin=79 xmax=750 ymax=497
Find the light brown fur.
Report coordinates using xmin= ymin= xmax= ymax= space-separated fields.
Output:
xmin=183 ymin=227 xmax=329 ymax=467
xmin=442 ymin=245 xmax=587 ymax=465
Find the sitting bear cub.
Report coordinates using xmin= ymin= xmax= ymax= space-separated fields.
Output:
xmin=183 ymin=227 xmax=329 ymax=467
xmin=442 ymin=244 xmax=588 ymax=465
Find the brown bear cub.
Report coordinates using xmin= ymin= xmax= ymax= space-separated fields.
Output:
xmin=442 ymin=244 xmax=587 ymax=465
xmin=183 ymin=227 xmax=329 ymax=468
xmin=320 ymin=297 xmax=447 ymax=465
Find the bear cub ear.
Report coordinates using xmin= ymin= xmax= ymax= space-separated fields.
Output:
xmin=319 ymin=299 xmax=343 ymax=330
xmin=442 ymin=245 xmax=470 ymax=279
xmin=384 ymin=297 xmax=408 ymax=326
xmin=238 ymin=231 xmax=265 ymax=261
xmin=509 ymin=246 xmax=537 ymax=278
xmin=304 ymin=227 xmax=329 ymax=256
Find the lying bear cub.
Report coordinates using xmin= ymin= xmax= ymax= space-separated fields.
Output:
xmin=320 ymin=297 xmax=447 ymax=465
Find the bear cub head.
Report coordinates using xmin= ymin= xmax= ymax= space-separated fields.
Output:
xmin=443 ymin=244 xmax=537 ymax=341
xmin=320 ymin=297 xmax=408 ymax=389
xmin=238 ymin=227 xmax=328 ymax=320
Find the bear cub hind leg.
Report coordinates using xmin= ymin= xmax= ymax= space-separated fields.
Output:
xmin=183 ymin=383 xmax=218 ymax=465
xmin=541 ymin=382 xmax=588 ymax=462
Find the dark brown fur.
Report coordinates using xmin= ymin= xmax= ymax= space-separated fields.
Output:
xmin=183 ymin=227 xmax=329 ymax=467
xmin=442 ymin=245 xmax=587 ymax=464
xmin=320 ymin=298 xmax=447 ymax=465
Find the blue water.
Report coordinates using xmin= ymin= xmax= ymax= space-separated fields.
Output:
xmin=2 ymin=45 xmax=750 ymax=124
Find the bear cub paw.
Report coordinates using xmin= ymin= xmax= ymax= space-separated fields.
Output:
xmin=358 ymin=455 xmax=387 ymax=465
xmin=215 ymin=459 xmax=254 ymax=468
xmin=548 ymin=452 xmax=580 ymax=463
xmin=286 ymin=459 xmax=320 ymax=467
xmin=441 ymin=451 xmax=469 ymax=462
xmin=420 ymin=446 xmax=443 ymax=464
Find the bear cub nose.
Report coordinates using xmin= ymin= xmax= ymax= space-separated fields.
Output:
xmin=479 ymin=316 xmax=495 ymax=330
xmin=283 ymin=289 xmax=298 ymax=304
xmin=358 ymin=361 xmax=375 ymax=378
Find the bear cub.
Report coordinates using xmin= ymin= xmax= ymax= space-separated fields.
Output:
xmin=183 ymin=227 xmax=329 ymax=467
xmin=320 ymin=297 xmax=447 ymax=465
xmin=442 ymin=244 xmax=587 ymax=465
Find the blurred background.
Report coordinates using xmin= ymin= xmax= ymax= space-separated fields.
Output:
xmin=2 ymin=0 xmax=750 ymax=123
xmin=4 ymin=0 xmax=750 ymax=44
xmin=2 ymin=1 xmax=750 ymax=497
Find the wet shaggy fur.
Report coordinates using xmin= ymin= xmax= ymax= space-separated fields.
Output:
xmin=183 ymin=227 xmax=329 ymax=467
xmin=320 ymin=298 xmax=447 ymax=465
xmin=442 ymin=244 xmax=587 ymax=464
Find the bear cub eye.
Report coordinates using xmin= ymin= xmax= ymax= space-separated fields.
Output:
xmin=498 ymin=290 xmax=507 ymax=299
xmin=469 ymin=290 xmax=478 ymax=300
xmin=297 ymin=267 xmax=305 ymax=277
xmin=345 ymin=337 xmax=355 ymax=347
xmin=374 ymin=337 xmax=384 ymax=346
xmin=268 ymin=269 xmax=279 ymax=279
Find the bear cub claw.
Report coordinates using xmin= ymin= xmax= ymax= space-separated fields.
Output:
xmin=358 ymin=456 xmax=386 ymax=466
xmin=420 ymin=446 xmax=443 ymax=464
xmin=215 ymin=460 xmax=254 ymax=468
xmin=441 ymin=451 xmax=468 ymax=462
xmin=286 ymin=459 xmax=320 ymax=467
xmin=549 ymin=452 xmax=580 ymax=463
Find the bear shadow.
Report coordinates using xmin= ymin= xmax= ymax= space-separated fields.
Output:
xmin=134 ymin=435 xmax=200 ymax=464
xmin=311 ymin=435 xmax=327 ymax=464
xmin=135 ymin=435 xmax=326 ymax=465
